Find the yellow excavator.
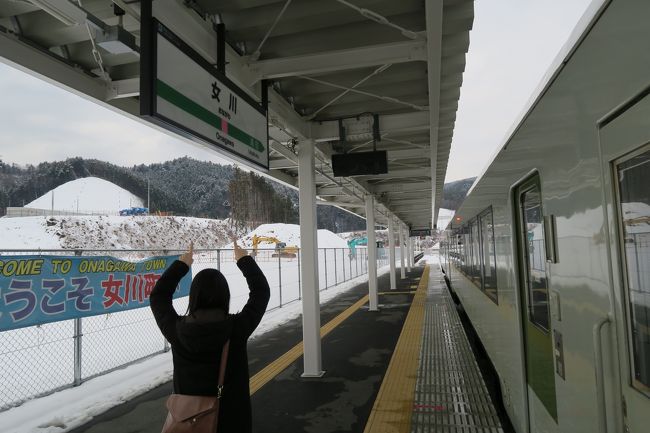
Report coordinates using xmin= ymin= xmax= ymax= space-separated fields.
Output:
xmin=251 ymin=235 xmax=299 ymax=258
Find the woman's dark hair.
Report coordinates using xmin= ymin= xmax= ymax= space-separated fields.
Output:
xmin=186 ymin=268 xmax=230 ymax=315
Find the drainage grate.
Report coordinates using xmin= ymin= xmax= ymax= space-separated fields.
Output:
xmin=411 ymin=267 xmax=503 ymax=433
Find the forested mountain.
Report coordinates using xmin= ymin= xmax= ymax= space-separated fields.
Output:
xmin=0 ymin=157 xmax=365 ymax=232
xmin=441 ymin=177 xmax=476 ymax=210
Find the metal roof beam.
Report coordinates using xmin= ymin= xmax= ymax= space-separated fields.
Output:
xmin=269 ymin=140 xmax=298 ymax=163
xmin=316 ymin=186 xmax=348 ymax=196
xmin=373 ymin=181 xmax=432 ymax=193
xmin=245 ymin=39 xmax=427 ymax=83
xmin=426 ymin=0 xmax=443 ymax=229
xmin=355 ymin=167 xmax=430 ymax=180
xmin=387 ymin=149 xmax=429 ymax=160
xmin=311 ymin=111 xmax=429 ymax=142
xmin=0 ymin=29 xmax=138 ymax=115
xmin=317 ymin=200 xmax=365 ymax=209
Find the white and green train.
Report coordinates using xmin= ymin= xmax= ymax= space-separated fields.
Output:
xmin=439 ymin=1 xmax=649 ymax=432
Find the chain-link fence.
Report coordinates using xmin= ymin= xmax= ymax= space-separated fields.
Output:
xmin=0 ymin=246 xmax=394 ymax=411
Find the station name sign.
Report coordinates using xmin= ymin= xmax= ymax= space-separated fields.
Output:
xmin=141 ymin=17 xmax=269 ymax=169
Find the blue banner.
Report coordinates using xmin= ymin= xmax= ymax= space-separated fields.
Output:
xmin=0 ymin=255 xmax=191 ymax=331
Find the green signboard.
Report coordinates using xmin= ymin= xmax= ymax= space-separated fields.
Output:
xmin=141 ymin=15 xmax=268 ymax=169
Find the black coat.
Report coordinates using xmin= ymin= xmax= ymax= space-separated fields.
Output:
xmin=150 ymin=256 xmax=270 ymax=433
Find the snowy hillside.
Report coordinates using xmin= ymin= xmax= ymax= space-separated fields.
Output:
xmin=230 ymin=223 xmax=348 ymax=249
xmin=0 ymin=215 xmax=231 ymax=250
xmin=26 ymin=177 xmax=144 ymax=213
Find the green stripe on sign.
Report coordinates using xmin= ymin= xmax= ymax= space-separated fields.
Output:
xmin=156 ymin=79 xmax=265 ymax=153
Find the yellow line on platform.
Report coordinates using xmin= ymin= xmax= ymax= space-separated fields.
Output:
xmin=249 ymin=294 xmax=370 ymax=395
xmin=378 ymin=291 xmax=416 ymax=295
xmin=363 ymin=265 xmax=429 ymax=433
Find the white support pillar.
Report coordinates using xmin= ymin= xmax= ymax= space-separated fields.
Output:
xmin=408 ymin=237 xmax=414 ymax=268
xmin=388 ymin=215 xmax=397 ymax=290
xmin=399 ymin=222 xmax=406 ymax=279
xmin=298 ymin=139 xmax=324 ymax=377
xmin=365 ymin=195 xmax=379 ymax=311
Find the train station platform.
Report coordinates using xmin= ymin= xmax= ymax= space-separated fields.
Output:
xmin=68 ymin=259 xmax=503 ymax=433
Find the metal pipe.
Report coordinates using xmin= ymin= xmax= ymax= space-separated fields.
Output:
xmin=366 ymin=195 xmax=378 ymax=311
xmin=278 ymin=252 xmax=282 ymax=308
xmin=73 ymin=318 xmax=82 ymax=386
xmin=216 ymin=23 xmax=226 ymax=73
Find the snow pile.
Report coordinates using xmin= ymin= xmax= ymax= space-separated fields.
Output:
xmin=229 ymin=223 xmax=348 ymax=249
xmin=0 ymin=216 xmax=231 ymax=250
xmin=26 ymin=177 xmax=144 ymax=213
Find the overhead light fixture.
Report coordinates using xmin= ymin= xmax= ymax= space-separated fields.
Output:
xmin=28 ymin=0 xmax=87 ymax=27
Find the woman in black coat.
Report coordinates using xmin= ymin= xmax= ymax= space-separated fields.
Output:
xmin=150 ymin=242 xmax=270 ymax=433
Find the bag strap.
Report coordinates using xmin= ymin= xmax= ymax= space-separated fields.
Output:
xmin=216 ymin=340 xmax=229 ymax=399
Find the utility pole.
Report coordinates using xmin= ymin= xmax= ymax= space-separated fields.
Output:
xmin=147 ymin=177 xmax=150 ymax=212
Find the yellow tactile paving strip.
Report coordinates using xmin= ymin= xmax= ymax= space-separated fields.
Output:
xmin=249 ymin=294 xmax=370 ymax=394
xmin=363 ymin=265 xmax=430 ymax=433
xmin=378 ymin=290 xmax=417 ymax=295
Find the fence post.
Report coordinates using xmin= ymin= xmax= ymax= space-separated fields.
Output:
xmin=342 ymin=249 xmax=346 ymax=282
xmin=356 ymin=250 xmax=359 ymax=277
xmin=334 ymin=248 xmax=338 ymax=286
xmin=278 ymin=252 xmax=283 ymax=308
xmin=324 ymin=248 xmax=328 ymax=289
xmin=217 ymin=249 xmax=221 ymax=271
xmin=73 ymin=318 xmax=82 ymax=386
xmin=73 ymin=249 xmax=83 ymax=386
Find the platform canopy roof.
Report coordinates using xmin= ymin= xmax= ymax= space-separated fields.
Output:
xmin=0 ymin=0 xmax=473 ymax=229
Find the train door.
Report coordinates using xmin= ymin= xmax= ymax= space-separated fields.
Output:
xmin=514 ymin=175 xmax=558 ymax=433
xmin=599 ymin=91 xmax=650 ymax=433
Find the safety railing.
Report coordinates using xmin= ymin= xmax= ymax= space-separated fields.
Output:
xmin=0 ymin=246 xmax=395 ymax=411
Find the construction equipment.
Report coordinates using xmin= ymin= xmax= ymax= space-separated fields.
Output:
xmin=348 ymin=237 xmax=386 ymax=259
xmin=251 ymin=235 xmax=299 ymax=258
xmin=347 ymin=237 xmax=367 ymax=259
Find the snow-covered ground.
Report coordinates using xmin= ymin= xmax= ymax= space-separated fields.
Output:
xmin=26 ymin=177 xmax=143 ymax=214
xmin=0 ymin=215 xmax=231 ymax=250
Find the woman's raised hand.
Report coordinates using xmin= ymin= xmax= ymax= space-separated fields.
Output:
xmin=233 ymin=240 xmax=248 ymax=261
xmin=180 ymin=242 xmax=194 ymax=267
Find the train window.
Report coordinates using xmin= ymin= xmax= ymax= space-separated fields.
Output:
xmin=480 ymin=208 xmax=498 ymax=303
xmin=521 ymin=185 xmax=550 ymax=331
xmin=615 ymin=146 xmax=650 ymax=390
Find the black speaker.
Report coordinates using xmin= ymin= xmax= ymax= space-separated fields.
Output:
xmin=331 ymin=151 xmax=388 ymax=177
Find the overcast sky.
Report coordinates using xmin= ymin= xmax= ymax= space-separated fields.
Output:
xmin=0 ymin=0 xmax=593 ymax=182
